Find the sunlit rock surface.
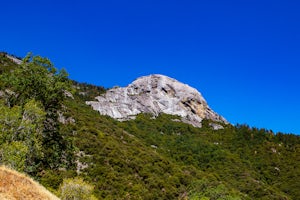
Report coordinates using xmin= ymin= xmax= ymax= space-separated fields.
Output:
xmin=86 ymin=74 xmax=227 ymax=127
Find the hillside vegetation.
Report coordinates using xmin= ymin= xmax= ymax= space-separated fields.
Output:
xmin=0 ymin=53 xmax=299 ymax=199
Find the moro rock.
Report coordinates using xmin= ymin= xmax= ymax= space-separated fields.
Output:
xmin=86 ymin=74 xmax=227 ymax=127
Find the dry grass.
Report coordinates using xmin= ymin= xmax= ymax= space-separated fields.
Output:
xmin=0 ymin=166 xmax=60 ymax=200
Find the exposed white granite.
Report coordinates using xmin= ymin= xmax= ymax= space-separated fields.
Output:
xmin=86 ymin=74 xmax=227 ymax=127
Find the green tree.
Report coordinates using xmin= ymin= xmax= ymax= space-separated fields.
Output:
xmin=0 ymin=53 xmax=71 ymax=108
xmin=0 ymin=100 xmax=45 ymax=172
xmin=0 ymin=101 xmax=21 ymax=143
xmin=0 ymin=141 xmax=28 ymax=172
xmin=0 ymin=53 xmax=74 ymax=170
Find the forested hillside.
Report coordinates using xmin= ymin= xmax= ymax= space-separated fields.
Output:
xmin=0 ymin=53 xmax=299 ymax=199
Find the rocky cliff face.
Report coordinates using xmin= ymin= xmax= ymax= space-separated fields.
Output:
xmin=86 ymin=74 xmax=227 ymax=127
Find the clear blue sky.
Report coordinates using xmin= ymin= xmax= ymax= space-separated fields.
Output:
xmin=1 ymin=0 xmax=300 ymax=134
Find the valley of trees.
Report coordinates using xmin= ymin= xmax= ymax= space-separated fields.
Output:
xmin=0 ymin=52 xmax=299 ymax=199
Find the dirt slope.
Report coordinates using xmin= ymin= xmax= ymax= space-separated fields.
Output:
xmin=0 ymin=166 xmax=59 ymax=200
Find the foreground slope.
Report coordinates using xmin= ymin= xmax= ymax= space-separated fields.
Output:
xmin=0 ymin=166 xmax=59 ymax=200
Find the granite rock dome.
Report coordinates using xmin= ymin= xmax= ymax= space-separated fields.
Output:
xmin=86 ymin=74 xmax=227 ymax=127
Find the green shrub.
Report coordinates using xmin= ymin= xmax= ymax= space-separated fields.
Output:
xmin=59 ymin=177 xmax=97 ymax=200
xmin=0 ymin=141 xmax=28 ymax=172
